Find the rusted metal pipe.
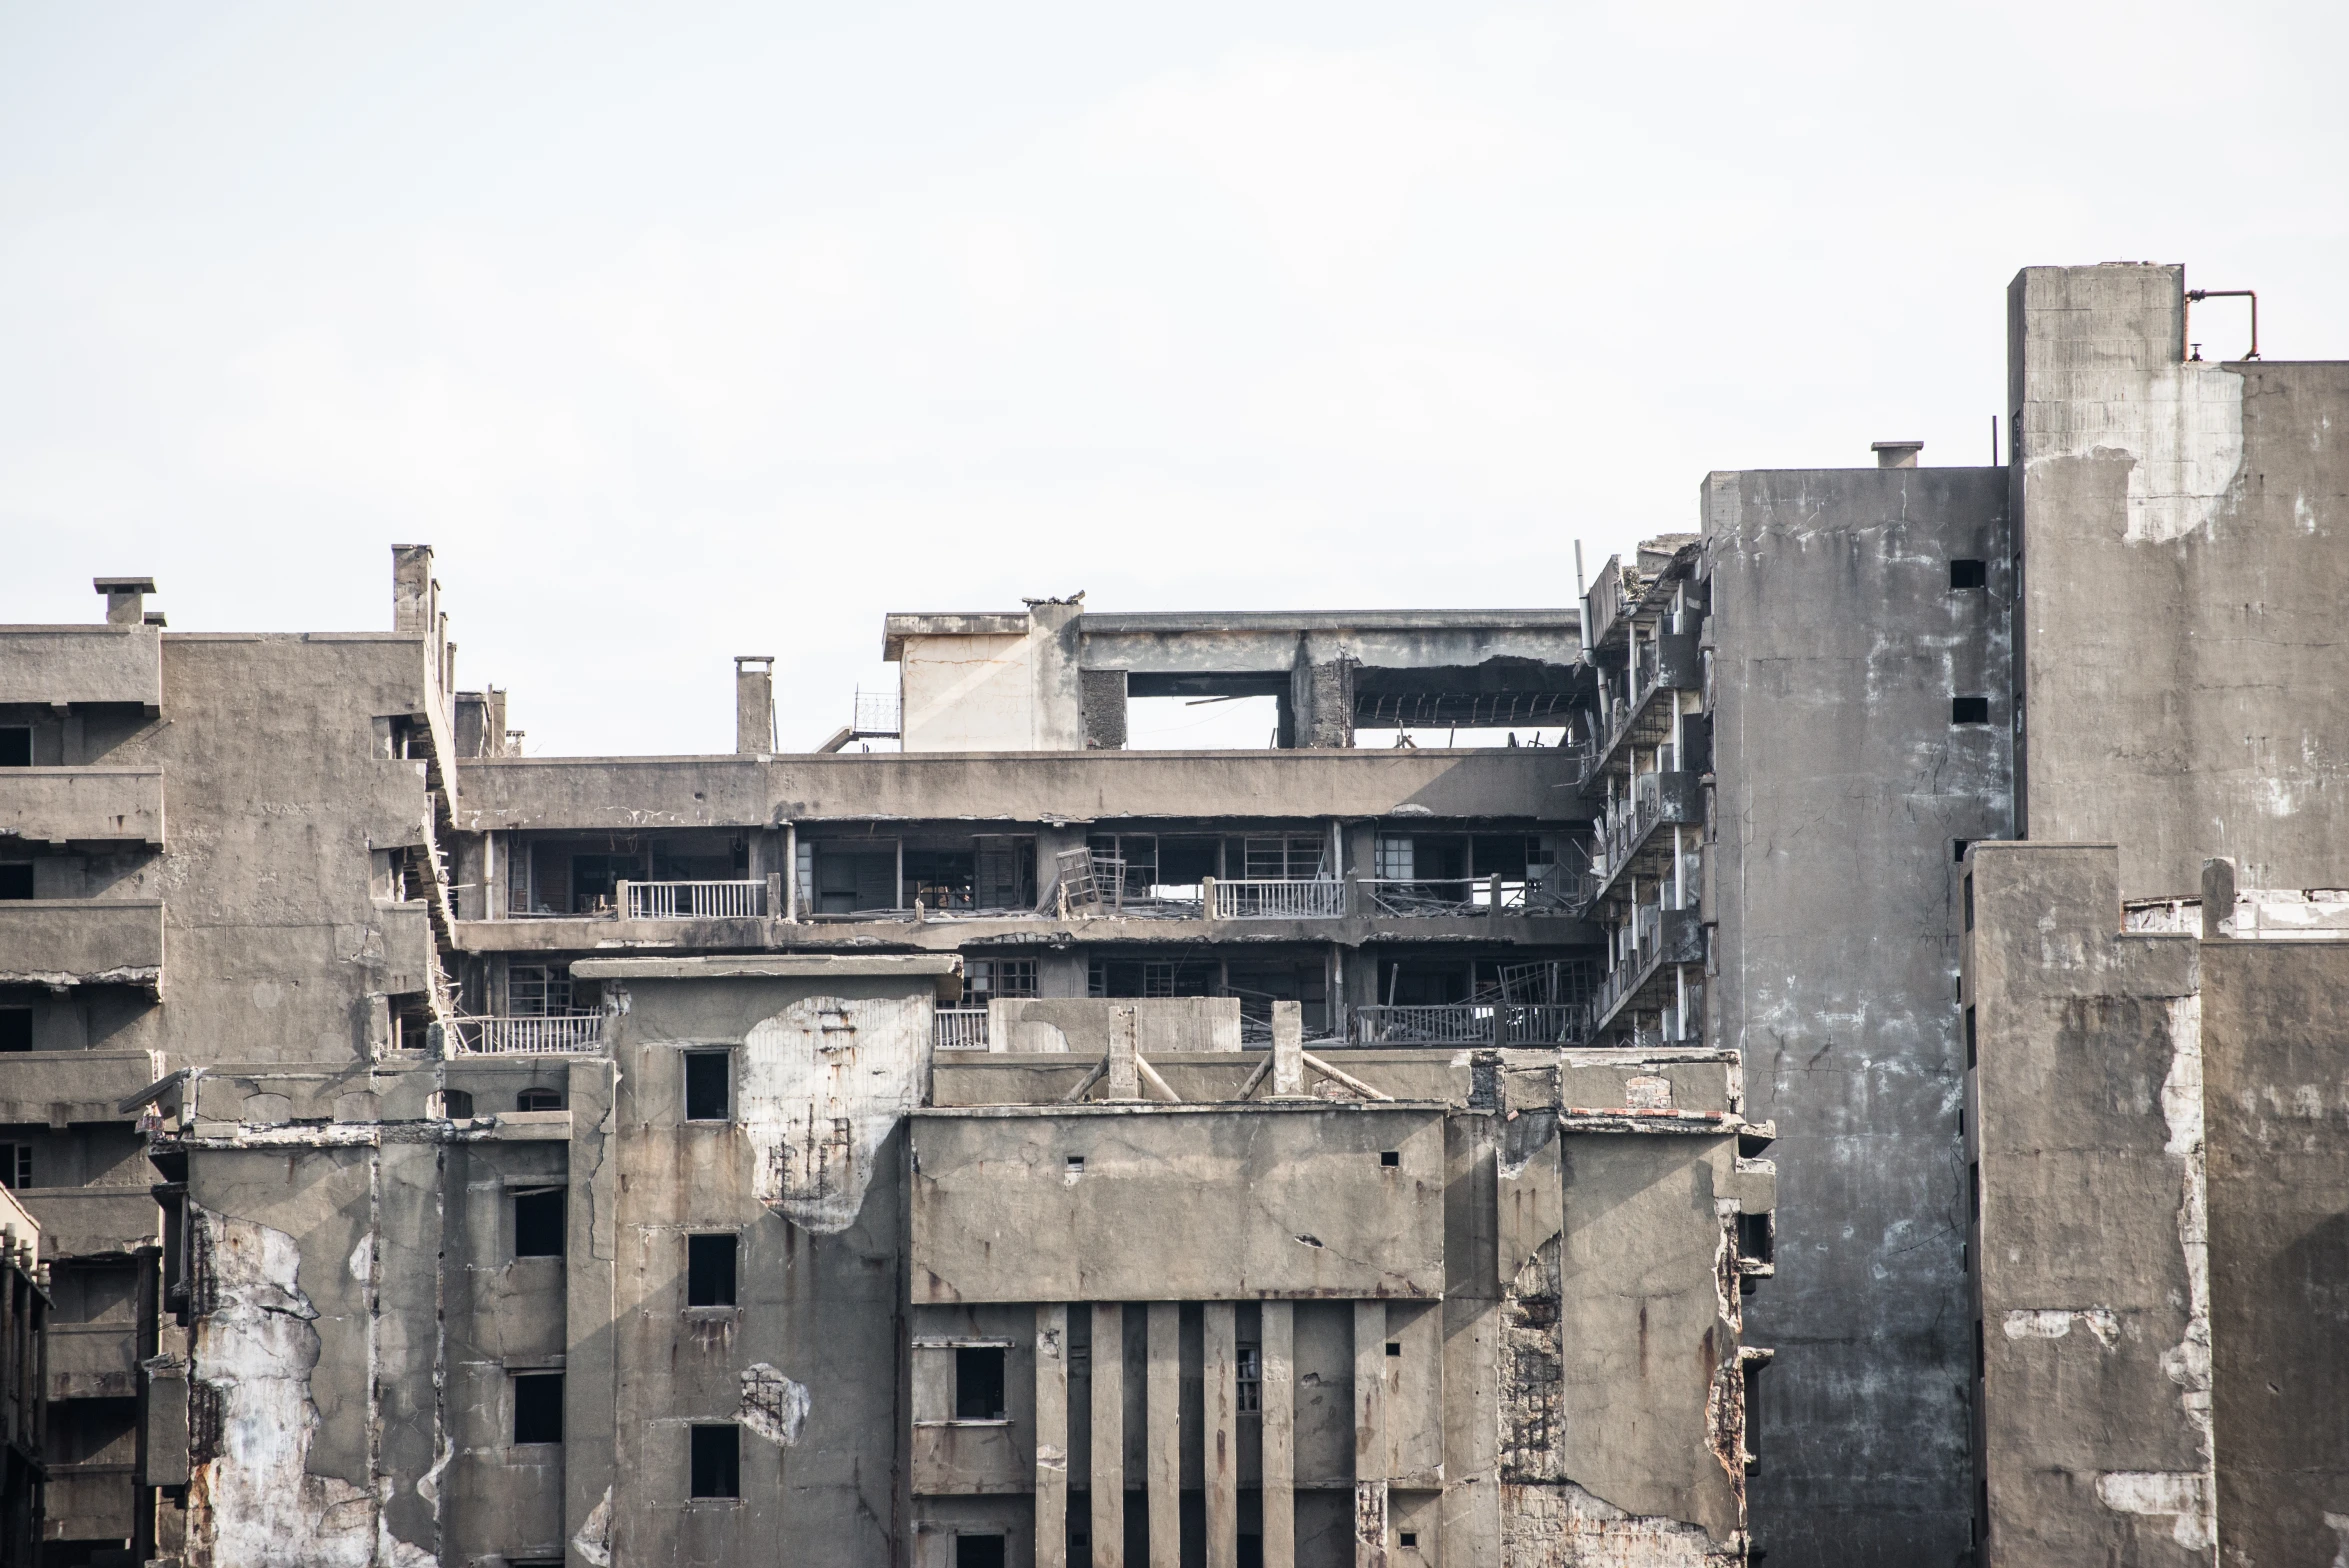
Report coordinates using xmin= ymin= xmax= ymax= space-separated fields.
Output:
xmin=2185 ymin=288 xmax=2258 ymax=360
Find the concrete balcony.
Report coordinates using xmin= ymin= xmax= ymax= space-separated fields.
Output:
xmin=44 ymin=1462 xmax=137 ymax=1542
xmin=0 ymin=767 xmax=164 ymax=845
xmin=18 ymin=1186 xmax=162 ymax=1258
xmin=456 ymin=905 xmax=1596 ymax=956
xmin=0 ymin=1052 xmax=165 ymax=1124
xmin=1590 ymin=907 xmax=1707 ymax=1036
xmin=47 ymin=1320 xmax=140 ymax=1401
xmin=0 ymin=625 xmax=161 ymax=710
xmin=0 ymin=900 xmax=164 ymax=991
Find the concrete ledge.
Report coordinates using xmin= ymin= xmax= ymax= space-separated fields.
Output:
xmin=0 ymin=1052 xmax=165 ymax=1123
xmin=456 ymin=911 xmax=1596 ymax=954
xmin=18 ymin=1186 xmax=161 ymax=1257
xmin=0 ymin=901 xmax=165 ymax=991
xmin=0 ymin=625 xmax=161 ymax=708
xmin=571 ymin=952 xmax=964 ymax=999
xmin=0 ymin=767 xmax=165 ymax=845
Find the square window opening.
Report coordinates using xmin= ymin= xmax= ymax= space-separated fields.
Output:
xmin=956 ymin=1346 xmax=1007 ymax=1421
xmin=512 ymin=1372 xmax=564 ymax=1445
xmin=1399 ymin=1532 xmax=1418 ymax=1549
xmin=1065 ymin=1155 xmax=1084 ymax=1175
xmin=0 ymin=1010 xmax=30 ymax=1053
xmin=1949 ymin=559 xmax=1987 ymax=589
xmin=516 ymin=1087 xmax=564 ymax=1112
xmin=0 ymin=865 xmax=31 ymax=901
xmin=689 ymin=1423 xmax=741 ymax=1499
xmin=956 ymin=1536 xmax=1007 ymax=1568
xmin=0 ymin=1143 xmax=31 ymax=1189
xmin=684 ymin=1051 xmax=731 ymax=1121
xmin=1380 ymin=1150 xmax=1400 ymax=1168
xmin=1951 ymin=696 xmax=1991 ymax=726
xmin=1385 ymin=1341 xmax=1402 ymax=1358
xmin=513 ymin=1188 xmax=565 ymax=1258
xmin=0 ymin=729 xmax=28 ymax=768
xmin=687 ymin=1234 xmax=738 ymax=1308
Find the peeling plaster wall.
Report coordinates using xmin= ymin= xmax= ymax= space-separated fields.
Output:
xmin=1704 ymin=465 xmax=2010 ymax=1564
xmin=1968 ymin=844 xmax=2213 ymax=1566
xmin=2201 ymin=938 xmax=2349 ymax=1564
xmin=2010 ymin=264 xmax=2349 ymax=895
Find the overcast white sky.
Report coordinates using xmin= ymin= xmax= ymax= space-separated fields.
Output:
xmin=4 ymin=2 xmax=2343 ymax=754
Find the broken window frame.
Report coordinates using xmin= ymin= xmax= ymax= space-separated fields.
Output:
xmin=963 ymin=959 xmax=1039 ymax=1002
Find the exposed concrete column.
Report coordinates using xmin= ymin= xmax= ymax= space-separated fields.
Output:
xmin=1271 ymin=1004 xmax=1304 ymax=1096
xmin=1107 ymin=1006 xmax=1141 ymax=1100
xmin=1091 ymin=1304 xmax=1125 ymax=1567
xmin=1261 ymin=1302 xmax=1295 ymax=1568
xmin=735 ymin=656 xmax=774 ymax=753
xmin=1147 ymin=1302 xmax=1181 ymax=1568
xmin=391 ymin=544 xmax=435 ymax=633
xmin=782 ymin=822 xmax=799 ymax=921
xmin=1038 ymin=1304 xmax=1070 ymax=1568
xmin=1353 ymin=1301 xmax=1389 ymax=1568
xmin=1203 ymin=1302 xmax=1238 ymax=1568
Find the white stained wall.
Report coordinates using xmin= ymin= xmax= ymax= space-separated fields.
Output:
xmin=898 ymin=632 xmax=1039 ymax=749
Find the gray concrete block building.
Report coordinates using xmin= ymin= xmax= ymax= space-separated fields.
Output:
xmin=0 ymin=259 xmax=2340 ymax=1566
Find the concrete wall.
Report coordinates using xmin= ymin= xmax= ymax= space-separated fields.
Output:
xmin=1964 ymin=844 xmax=2210 ymax=1566
xmin=1705 ymin=464 xmax=2010 ymax=1564
xmin=899 ymin=602 xmax=1086 ymax=752
xmin=2200 ymin=937 xmax=2349 ymax=1565
xmin=2010 ymin=264 xmax=2349 ymax=895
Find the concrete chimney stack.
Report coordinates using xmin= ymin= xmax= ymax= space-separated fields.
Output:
xmin=735 ymin=657 xmax=775 ymax=755
xmin=1872 ymin=441 xmax=1924 ymax=469
xmin=392 ymin=545 xmax=437 ymax=633
xmin=94 ymin=577 xmax=155 ymax=628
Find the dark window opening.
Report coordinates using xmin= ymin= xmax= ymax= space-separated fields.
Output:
xmin=516 ymin=1087 xmax=564 ymax=1112
xmin=0 ymin=1143 xmax=30 ymax=1189
xmin=1737 ymin=1212 xmax=1774 ymax=1265
xmin=1065 ymin=1155 xmax=1085 ymax=1175
xmin=956 ymin=1346 xmax=1007 ymax=1421
xmin=1953 ymin=838 xmax=1971 ymax=863
xmin=956 ymin=1536 xmax=1007 ymax=1568
xmin=1964 ymin=876 xmax=1974 ymax=931
xmin=1236 ymin=1345 xmax=1261 ymax=1413
xmin=684 ymin=1051 xmax=730 ymax=1121
xmin=0 ymin=1010 xmax=30 ymax=1053
xmin=0 ymin=729 xmax=29 ymax=767
xmin=0 ymin=865 xmax=31 ymax=901
xmin=1965 ymin=1006 xmax=1977 ymax=1069
xmin=1238 ymin=1537 xmax=1263 ymax=1568
xmin=1380 ymin=1150 xmax=1400 ymax=1168
xmin=687 ymin=1234 xmax=738 ymax=1307
xmin=1385 ymin=1341 xmax=1402 ymax=1358
xmin=1951 ymin=696 xmax=1991 ymax=726
xmin=1399 ymin=1532 xmax=1418 ymax=1548
xmin=437 ymin=1088 xmax=474 ymax=1120
xmin=512 ymin=1372 xmax=564 ymax=1444
xmin=690 ymin=1424 xmax=740 ymax=1498
xmin=513 ymin=1188 xmax=565 ymax=1257
xmin=1742 ymin=1356 xmax=1767 ymax=1474
xmin=1949 ymin=558 xmax=1987 ymax=589
xmin=1969 ymin=1162 xmax=1981 ymax=1222
xmin=1974 ymin=1319 xmax=1985 ymax=1378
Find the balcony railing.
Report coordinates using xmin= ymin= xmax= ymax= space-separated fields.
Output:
xmin=1583 ymin=631 xmax=1703 ymax=785
xmin=934 ymin=1008 xmax=991 ymax=1050
xmin=1589 ymin=906 xmax=1705 ymax=1035
xmin=1355 ymin=876 xmax=1581 ymax=918
xmin=1591 ymin=771 xmax=1702 ymax=899
xmin=1349 ymin=1003 xmax=1588 ymax=1047
xmin=452 ymin=1014 xmax=605 ymax=1055
xmin=1210 ymin=878 xmax=1345 ymax=920
xmin=622 ymin=879 xmax=765 ymax=920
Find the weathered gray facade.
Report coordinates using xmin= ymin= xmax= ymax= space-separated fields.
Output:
xmin=1 ymin=258 xmax=2341 ymax=1567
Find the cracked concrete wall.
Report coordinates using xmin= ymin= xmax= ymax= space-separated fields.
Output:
xmin=2009 ymin=264 xmax=2349 ymax=896
xmin=1704 ymin=465 xmax=2011 ymax=1564
xmin=1966 ymin=844 xmax=2212 ymax=1565
xmin=2200 ymin=937 xmax=2349 ymax=1565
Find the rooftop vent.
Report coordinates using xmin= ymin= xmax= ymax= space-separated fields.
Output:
xmin=1872 ymin=441 xmax=1923 ymax=470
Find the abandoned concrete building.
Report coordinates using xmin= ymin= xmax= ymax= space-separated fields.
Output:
xmin=0 ymin=260 xmax=2340 ymax=1567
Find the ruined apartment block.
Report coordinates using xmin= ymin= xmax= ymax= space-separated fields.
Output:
xmin=0 ymin=261 xmax=2340 ymax=1567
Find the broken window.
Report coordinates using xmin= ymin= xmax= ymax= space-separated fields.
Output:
xmin=1241 ymin=836 xmax=1327 ymax=880
xmin=690 ymin=1424 xmax=740 ymax=1498
xmin=1087 ymin=833 xmax=1158 ymax=902
xmin=964 ymin=960 xmax=1038 ymax=1001
xmin=684 ymin=1051 xmax=731 ymax=1122
xmin=0 ymin=1009 xmax=30 ymax=1053
xmin=0 ymin=864 xmax=31 ymax=901
xmin=1374 ymin=836 xmax=1415 ymax=880
xmin=804 ymin=843 xmax=898 ymax=915
xmin=1949 ymin=558 xmax=1987 ymax=589
xmin=902 ymin=848 xmax=977 ymax=911
xmin=0 ymin=1143 xmax=30 ymax=1189
xmin=971 ymin=836 xmax=1037 ymax=910
xmin=0 ymin=728 xmax=29 ymax=768
xmin=509 ymin=964 xmax=573 ymax=1016
xmin=513 ymin=1188 xmax=565 ymax=1258
xmin=688 ymin=1234 xmax=738 ymax=1307
xmin=1236 ymin=1345 xmax=1261 ymax=1413
xmin=1088 ymin=956 xmax=1214 ymax=1000
xmin=957 ymin=1537 xmax=1007 ymax=1568
xmin=512 ymin=1372 xmax=563 ymax=1445
xmin=569 ymin=852 xmax=635 ymax=914
xmin=955 ymin=1347 xmax=1007 ymax=1421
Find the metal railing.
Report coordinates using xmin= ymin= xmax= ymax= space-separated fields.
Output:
xmin=1356 ymin=876 xmax=1582 ymax=917
xmin=1210 ymin=878 xmax=1345 ymax=920
xmin=623 ymin=880 xmax=765 ymax=920
xmin=934 ymin=1008 xmax=991 ymax=1050
xmin=452 ymin=1014 xmax=605 ymax=1055
xmin=1349 ymin=1003 xmax=1588 ymax=1046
